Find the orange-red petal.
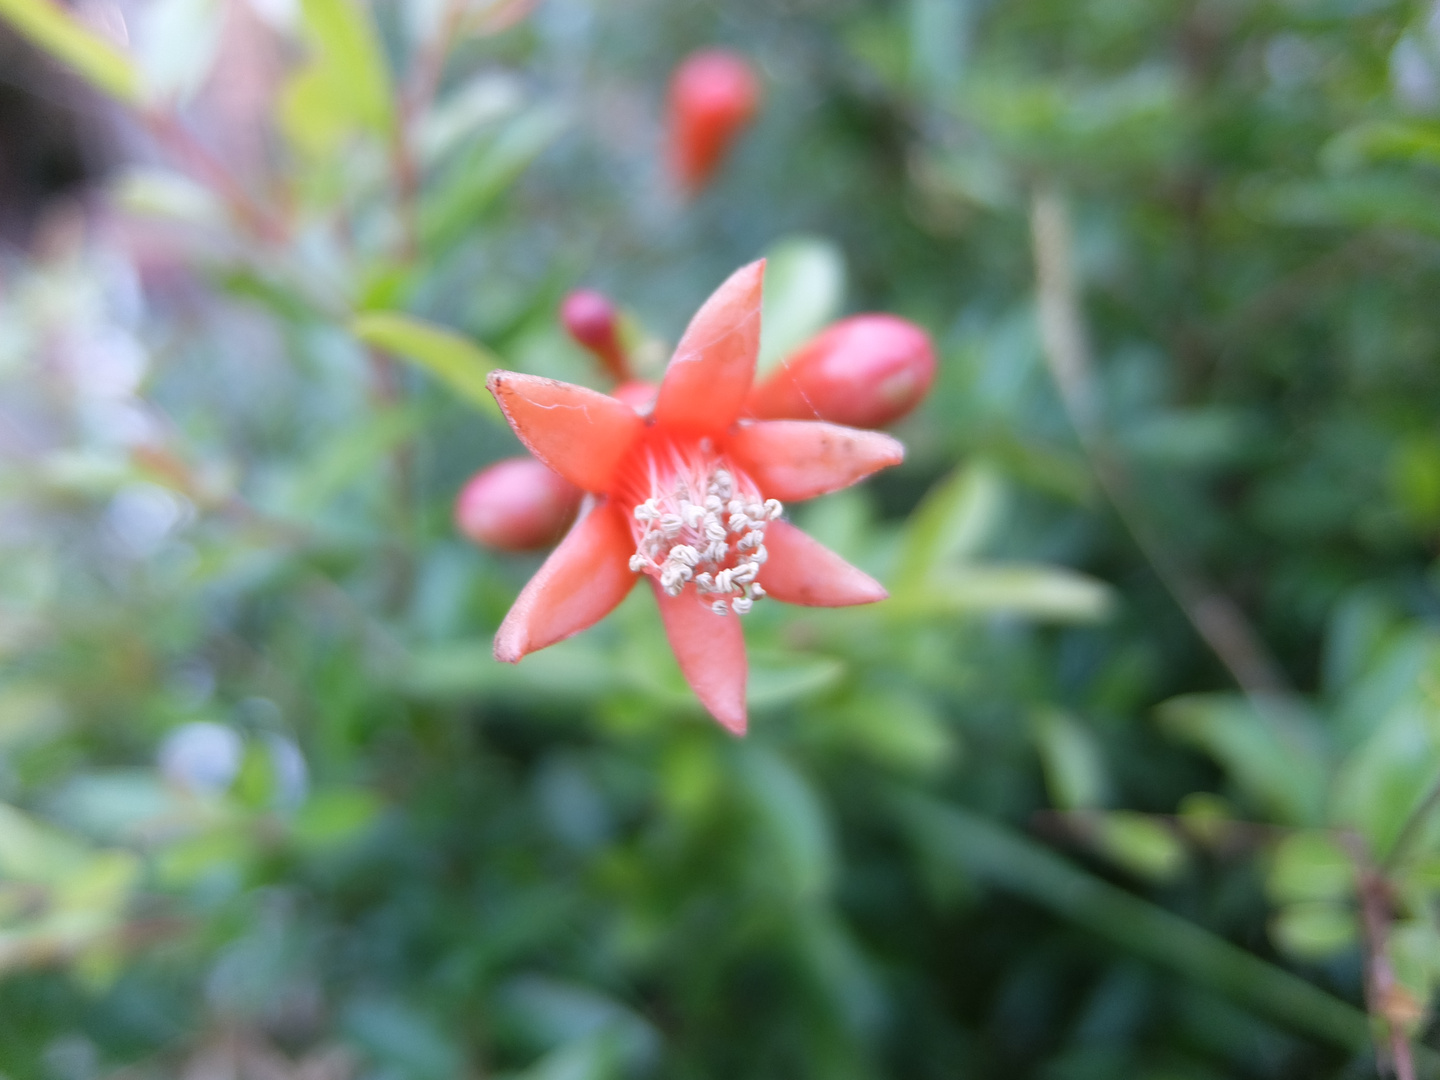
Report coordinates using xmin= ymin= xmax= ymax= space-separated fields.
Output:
xmin=758 ymin=520 xmax=888 ymax=607
xmin=488 ymin=371 xmax=645 ymax=492
xmin=727 ymin=420 xmax=904 ymax=502
xmin=493 ymin=502 xmax=638 ymax=662
xmin=653 ymin=260 xmax=764 ymax=435
xmin=651 ymin=581 xmax=749 ymax=735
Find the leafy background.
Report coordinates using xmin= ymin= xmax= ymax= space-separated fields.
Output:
xmin=3 ymin=0 xmax=1440 ymax=1077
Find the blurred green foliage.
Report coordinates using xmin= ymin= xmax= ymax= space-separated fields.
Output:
xmin=4 ymin=0 xmax=1440 ymax=1077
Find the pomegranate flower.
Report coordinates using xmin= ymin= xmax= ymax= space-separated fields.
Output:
xmin=486 ymin=261 xmax=904 ymax=734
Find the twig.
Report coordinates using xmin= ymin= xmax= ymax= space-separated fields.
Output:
xmin=1343 ymin=833 xmax=1420 ymax=1080
xmin=1029 ymin=186 xmax=1292 ymax=700
xmin=142 ymin=112 xmax=287 ymax=243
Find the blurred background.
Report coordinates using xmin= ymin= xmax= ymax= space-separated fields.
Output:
xmin=4 ymin=0 xmax=1440 ymax=1076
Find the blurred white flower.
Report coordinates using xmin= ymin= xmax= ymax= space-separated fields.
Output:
xmin=159 ymin=721 xmax=243 ymax=796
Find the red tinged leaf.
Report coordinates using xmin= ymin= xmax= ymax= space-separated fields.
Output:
xmin=653 ymin=260 xmax=764 ymax=435
xmin=487 ymin=371 xmax=645 ymax=492
xmin=493 ymin=502 xmax=639 ymax=662
xmin=728 ymin=420 xmax=904 ymax=501
xmin=651 ymin=580 xmax=749 ymax=735
xmin=455 ymin=456 xmax=581 ymax=551
xmin=757 ymin=520 xmax=888 ymax=607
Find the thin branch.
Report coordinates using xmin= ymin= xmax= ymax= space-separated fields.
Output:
xmin=1343 ymin=833 xmax=1420 ymax=1080
xmin=142 ymin=112 xmax=287 ymax=243
xmin=1029 ymin=186 xmax=1292 ymax=700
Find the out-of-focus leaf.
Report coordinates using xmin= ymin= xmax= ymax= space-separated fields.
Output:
xmin=399 ymin=639 xmax=621 ymax=702
xmin=0 ymin=0 xmax=139 ymax=102
xmin=498 ymin=976 xmax=658 ymax=1075
xmin=1267 ymin=832 xmax=1352 ymax=904
xmin=1241 ymin=174 xmax=1440 ymax=238
xmin=298 ymin=0 xmax=394 ymax=134
xmin=419 ymin=108 xmax=566 ymax=251
xmin=1093 ymin=811 xmax=1186 ymax=882
xmin=134 ymin=0 xmax=224 ymax=102
xmin=290 ymin=788 xmax=381 ymax=849
xmin=418 ymin=72 xmax=526 ymax=165
xmin=1158 ymin=694 xmax=1328 ymax=826
xmin=892 ymin=564 xmax=1114 ymax=623
xmin=0 ymin=682 xmax=64 ymax=748
xmin=830 ymin=691 xmax=957 ymax=775
xmin=758 ymin=235 xmax=847 ymax=372
xmin=1322 ymin=120 xmax=1440 ymax=172
xmin=343 ymin=998 xmax=460 ymax=1080
xmin=111 ymin=168 xmax=225 ymax=226
xmin=271 ymin=404 xmax=427 ymax=514
xmin=740 ymin=745 xmax=836 ymax=904
xmin=1333 ymin=698 xmax=1440 ymax=857
xmin=1033 ymin=709 xmax=1109 ymax=810
xmin=747 ymin=651 xmax=845 ymax=709
xmin=894 ymin=461 xmax=1004 ymax=593
xmin=352 ymin=312 xmax=503 ymax=416
xmin=1390 ymin=919 xmax=1440 ymax=1020
xmin=1270 ymin=902 xmax=1357 ymax=961
xmin=0 ymin=803 xmax=87 ymax=883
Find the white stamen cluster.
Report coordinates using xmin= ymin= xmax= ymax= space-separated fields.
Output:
xmin=629 ymin=466 xmax=782 ymax=615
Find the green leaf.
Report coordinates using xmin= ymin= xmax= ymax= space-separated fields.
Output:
xmin=1266 ymin=832 xmax=1353 ymax=904
xmin=893 ymin=461 xmax=1004 ymax=593
xmin=1332 ymin=697 xmax=1440 ymax=857
xmin=419 ymin=108 xmax=567 ymax=252
xmin=739 ymin=745 xmax=837 ymax=904
xmin=1033 ymin=709 xmax=1109 ymax=810
xmin=1093 ymin=811 xmax=1186 ymax=882
xmin=1158 ymin=694 xmax=1328 ymax=826
xmin=298 ymin=0 xmax=394 ymax=134
xmin=0 ymin=0 xmax=139 ymax=103
xmin=1270 ymin=902 xmax=1358 ymax=961
xmin=757 ymin=235 xmax=847 ymax=372
xmin=352 ymin=313 xmax=503 ymax=416
xmin=891 ymin=564 xmax=1114 ymax=623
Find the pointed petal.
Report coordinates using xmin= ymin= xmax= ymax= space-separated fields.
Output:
xmin=758 ymin=520 xmax=888 ymax=607
xmin=728 ymin=420 xmax=904 ymax=502
xmin=488 ymin=371 xmax=645 ymax=492
xmin=653 ymin=260 xmax=764 ymax=434
xmin=494 ymin=502 xmax=638 ymax=662
xmin=651 ymin=581 xmax=749 ymax=734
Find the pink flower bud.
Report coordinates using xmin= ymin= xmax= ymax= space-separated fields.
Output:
xmin=455 ymin=457 xmax=582 ymax=552
xmin=667 ymin=50 xmax=761 ymax=194
xmin=746 ymin=315 xmax=937 ymax=429
xmin=561 ymin=289 xmax=630 ymax=381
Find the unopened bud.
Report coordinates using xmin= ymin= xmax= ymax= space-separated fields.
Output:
xmin=561 ymin=288 xmax=630 ymax=381
xmin=455 ymin=457 xmax=582 ymax=551
xmin=667 ymin=50 xmax=761 ymax=194
xmin=747 ymin=314 xmax=936 ymax=428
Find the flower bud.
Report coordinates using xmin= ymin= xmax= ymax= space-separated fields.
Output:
xmin=747 ymin=315 xmax=937 ymax=429
xmin=455 ymin=457 xmax=582 ymax=551
xmin=561 ymin=289 xmax=630 ymax=381
xmin=666 ymin=49 xmax=761 ymax=194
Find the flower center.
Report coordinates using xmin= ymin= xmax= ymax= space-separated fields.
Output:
xmin=621 ymin=438 xmax=780 ymax=615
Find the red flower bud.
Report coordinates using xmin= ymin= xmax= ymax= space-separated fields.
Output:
xmin=560 ymin=289 xmax=630 ymax=382
xmin=455 ymin=457 xmax=582 ymax=552
xmin=666 ymin=50 xmax=761 ymax=194
xmin=747 ymin=315 xmax=937 ymax=429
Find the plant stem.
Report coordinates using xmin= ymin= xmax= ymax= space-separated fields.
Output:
xmin=1029 ymin=186 xmax=1291 ymax=700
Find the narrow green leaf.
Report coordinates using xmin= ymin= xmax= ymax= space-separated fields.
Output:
xmin=891 ymin=564 xmax=1114 ymax=623
xmin=894 ymin=461 xmax=1004 ymax=594
xmin=0 ymin=0 xmax=139 ymax=102
xmin=298 ymin=0 xmax=394 ymax=133
xmin=1033 ymin=708 xmax=1109 ymax=810
xmin=758 ymin=235 xmax=847 ymax=372
xmin=419 ymin=108 xmax=566 ymax=252
xmin=353 ymin=312 xmax=503 ymax=416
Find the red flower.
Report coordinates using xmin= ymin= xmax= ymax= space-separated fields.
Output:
xmin=486 ymin=261 xmax=904 ymax=734
xmin=666 ymin=50 xmax=761 ymax=194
